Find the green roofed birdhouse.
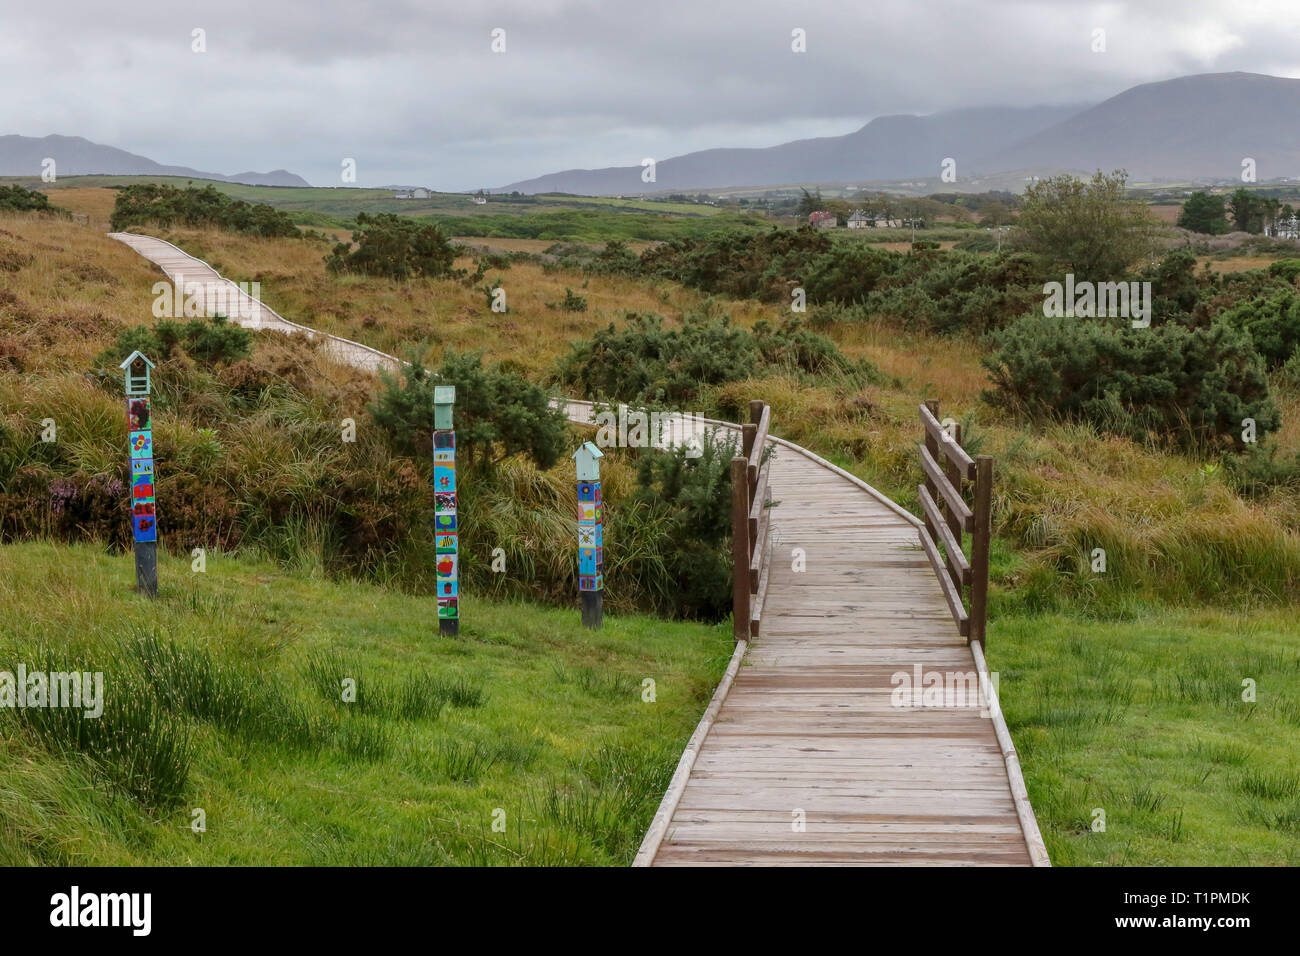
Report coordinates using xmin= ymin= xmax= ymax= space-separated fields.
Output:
xmin=433 ymin=385 xmax=455 ymax=431
xmin=119 ymin=351 xmax=155 ymax=396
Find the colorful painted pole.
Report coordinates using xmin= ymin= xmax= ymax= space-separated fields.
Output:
xmin=119 ymin=350 xmax=158 ymax=598
xmin=433 ymin=385 xmax=458 ymax=636
xmin=572 ymin=441 xmax=604 ymax=629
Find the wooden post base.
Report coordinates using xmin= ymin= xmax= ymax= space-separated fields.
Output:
xmin=439 ymin=617 xmax=459 ymax=637
xmin=134 ymin=541 xmax=158 ymax=598
xmin=581 ymin=591 xmax=603 ymax=630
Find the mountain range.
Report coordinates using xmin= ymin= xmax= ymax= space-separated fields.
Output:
xmin=0 ymin=134 xmax=309 ymax=187
xmin=497 ymin=72 xmax=1300 ymax=195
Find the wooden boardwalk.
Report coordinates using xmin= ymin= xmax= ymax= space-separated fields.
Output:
xmin=114 ymin=233 xmax=1048 ymax=867
xmin=562 ymin=404 xmax=1049 ymax=866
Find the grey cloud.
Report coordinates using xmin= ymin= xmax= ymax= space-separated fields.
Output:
xmin=5 ymin=0 xmax=1299 ymax=189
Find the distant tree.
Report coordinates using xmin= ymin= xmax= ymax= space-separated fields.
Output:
xmin=1176 ymin=191 xmax=1229 ymax=235
xmin=1011 ymin=170 xmax=1161 ymax=280
xmin=796 ymin=187 xmax=823 ymax=216
xmin=1227 ymin=189 xmax=1268 ymax=234
xmin=979 ymin=201 xmax=1014 ymax=226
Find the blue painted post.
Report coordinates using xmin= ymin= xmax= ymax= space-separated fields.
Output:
xmin=573 ymin=441 xmax=604 ymax=629
xmin=433 ymin=386 xmax=458 ymax=636
xmin=120 ymin=350 xmax=158 ymax=598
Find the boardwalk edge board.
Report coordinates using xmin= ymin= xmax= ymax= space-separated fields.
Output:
xmin=972 ymin=640 xmax=1052 ymax=867
xmin=632 ymin=638 xmax=750 ymax=867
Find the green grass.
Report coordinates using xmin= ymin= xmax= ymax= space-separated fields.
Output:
xmin=0 ymin=541 xmax=730 ymax=865
xmin=988 ymin=607 xmax=1300 ymax=865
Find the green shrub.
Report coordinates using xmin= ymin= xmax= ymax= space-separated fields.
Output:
xmin=559 ymin=311 xmax=873 ymax=406
xmin=559 ymin=312 xmax=756 ymax=406
xmin=110 ymin=184 xmax=300 ymax=237
xmin=1216 ymin=289 xmax=1300 ymax=367
xmin=325 ymin=213 xmax=460 ymax=280
xmin=624 ymin=432 xmax=740 ymax=620
xmin=369 ymin=350 xmax=568 ymax=471
xmin=982 ymin=313 xmax=1280 ymax=452
xmin=0 ymin=185 xmax=61 ymax=214
xmin=95 ymin=315 xmax=252 ymax=371
xmin=1268 ymin=259 xmax=1300 ymax=284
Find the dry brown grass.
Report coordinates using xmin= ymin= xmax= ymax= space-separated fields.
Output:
xmin=0 ymin=211 xmax=167 ymax=371
xmin=1197 ymin=255 xmax=1283 ymax=274
xmin=34 ymin=187 xmax=119 ymax=230
xmin=131 ymin=225 xmax=777 ymax=382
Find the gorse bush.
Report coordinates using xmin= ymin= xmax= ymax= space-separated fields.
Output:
xmin=639 ymin=226 xmax=899 ymax=304
xmin=982 ymin=313 xmax=1280 ymax=452
xmin=0 ymin=185 xmax=62 ymax=214
xmin=325 ymin=213 xmax=460 ymax=280
xmin=95 ymin=315 xmax=253 ymax=371
xmin=560 ymin=312 xmax=755 ymax=405
xmin=110 ymin=184 xmax=301 ymax=237
xmin=624 ymin=433 xmax=740 ymax=620
xmin=559 ymin=311 xmax=875 ymax=406
xmin=369 ymin=349 xmax=569 ymax=471
xmin=1216 ymin=289 xmax=1300 ymax=367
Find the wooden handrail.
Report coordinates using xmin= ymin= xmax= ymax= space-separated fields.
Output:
xmin=917 ymin=399 xmax=993 ymax=645
xmin=919 ymin=402 xmax=977 ymax=480
xmin=733 ymin=400 xmax=774 ymax=642
xmin=919 ymin=444 xmax=973 ymax=531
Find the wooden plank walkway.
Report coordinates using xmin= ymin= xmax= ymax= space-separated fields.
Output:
xmin=113 ymin=232 xmax=1048 ymax=867
xmin=562 ymin=404 xmax=1049 ymax=866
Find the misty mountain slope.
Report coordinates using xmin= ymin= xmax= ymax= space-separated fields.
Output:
xmin=0 ymin=134 xmax=309 ymax=187
xmin=977 ymin=72 xmax=1300 ymax=180
xmin=499 ymin=72 xmax=1300 ymax=194
xmin=498 ymin=104 xmax=1082 ymax=194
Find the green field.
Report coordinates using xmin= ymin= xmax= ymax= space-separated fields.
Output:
xmin=0 ymin=542 xmax=730 ymax=865
xmin=991 ymin=608 xmax=1300 ymax=866
xmin=13 ymin=175 xmax=746 ymax=239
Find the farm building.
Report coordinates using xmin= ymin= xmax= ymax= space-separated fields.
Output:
xmin=809 ymin=210 xmax=837 ymax=229
xmin=847 ymin=210 xmax=870 ymax=229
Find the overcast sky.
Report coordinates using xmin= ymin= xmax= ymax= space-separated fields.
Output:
xmin=6 ymin=0 xmax=1300 ymax=190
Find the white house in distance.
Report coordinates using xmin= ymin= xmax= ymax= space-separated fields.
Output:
xmin=393 ymin=187 xmax=432 ymax=199
xmin=848 ymin=209 xmax=903 ymax=229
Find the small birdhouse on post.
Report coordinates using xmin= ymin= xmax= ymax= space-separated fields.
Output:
xmin=572 ymin=441 xmax=604 ymax=629
xmin=433 ymin=385 xmax=455 ymax=431
xmin=119 ymin=350 xmax=154 ymax=396
xmin=432 ymin=384 xmax=458 ymax=635
xmin=119 ymin=351 xmax=158 ymax=598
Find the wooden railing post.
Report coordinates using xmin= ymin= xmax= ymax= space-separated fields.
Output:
xmin=922 ymin=398 xmax=940 ymax=545
xmin=943 ymin=421 xmax=964 ymax=594
xmin=970 ymin=454 xmax=993 ymax=646
xmin=731 ymin=454 xmax=751 ymax=643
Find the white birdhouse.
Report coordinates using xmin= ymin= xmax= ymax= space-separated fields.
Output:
xmin=572 ymin=441 xmax=604 ymax=481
